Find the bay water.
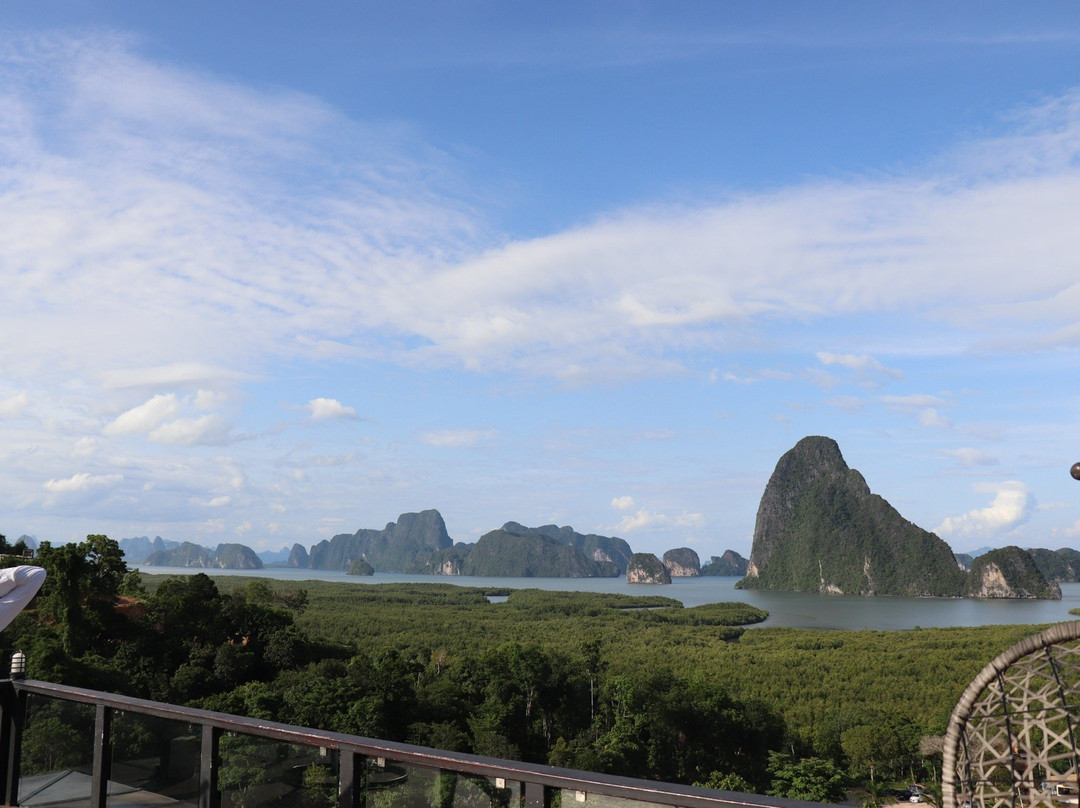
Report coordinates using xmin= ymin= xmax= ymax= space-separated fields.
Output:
xmin=136 ymin=566 xmax=1080 ymax=631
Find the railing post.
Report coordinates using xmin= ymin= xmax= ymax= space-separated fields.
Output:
xmin=200 ymin=724 xmax=221 ymax=808
xmin=91 ymin=704 xmax=112 ymax=808
xmin=338 ymin=751 xmax=364 ymax=808
xmin=0 ymin=684 xmax=27 ymax=806
xmin=524 ymin=781 xmax=551 ymax=808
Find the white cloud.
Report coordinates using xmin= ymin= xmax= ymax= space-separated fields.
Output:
xmin=935 ymin=481 xmax=1034 ymax=538
xmin=817 ymin=352 xmax=902 ymax=379
xmin=195 ymin=390 xmax=230 ymax=410
xmin=942 ymin=447 xmax=999 ymax=467
xmin=4 ymin=35 xmax=1080 ymax=393
xmin=307 ymin=398 xmax=358 ymax=420
xmin=419 ymin=429 xmax=496 ymax=448
xmin=148 ymin=414 xmax=231 ymax=446
xmin=880 ymin=394 xmax=948 ymax=408
xmin=0 ymin=392 xmax=30 ymax=417
xmin=104 ymin=394 xmax=181 ymax=435
xmin=101 ymin=363 xmax=251 ymax=390
xmin=207 ymin=496 xmax=231 ymax=507
xmin=611 ymin=496 xmax=635 ymax=511
xmin=824 ymin=395 xmax=864 ymax=412
xmin=613 ymin=507 xmax=706 ymax=533
xmin=72 ymin=437 xmax=99 ymax=457
xmin=43 ymin=472 xmax=122 ymax=493
xmin=918 ymin=408 xmax=950 ymax=428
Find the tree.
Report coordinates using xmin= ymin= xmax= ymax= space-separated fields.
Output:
xmin=767 ymin=752 xmax=847 ymax=803
xmin=35 ymin=534 xmax=127 ymax=655
xmin=842 ymin=724 xmax=899 ymax=784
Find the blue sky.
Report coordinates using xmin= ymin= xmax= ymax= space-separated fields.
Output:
xmin=2 ymin=2 xmax=1080 ymax=559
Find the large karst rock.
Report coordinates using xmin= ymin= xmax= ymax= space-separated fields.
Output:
xmin=499 ymin=522 xmax=633 ymax=576
xmin=143 ymin=541 xmax=262 ymax=570
xmin=626 ymin=553 xmax=672 ymax=584
xmin=1026 ymin=547 xmax=1080 ymax=583
xmin=739 ymin=436 xmax=965 ymax=596
xmin=462 ymin=530 xmax=600 ymax=577
xmin=662 ymin=547 xmax=701 ymax=577
xmin=966 ymin=547 xmax=1061 ymax=599
xmin=306 ymin=509 xmax=452 ymax=572
xmin=701 ymin=550 xmax=749 ymax=576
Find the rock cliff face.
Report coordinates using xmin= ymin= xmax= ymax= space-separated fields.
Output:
xmin=701 ymin=550 xmax=749 ymax=576
xmin=462 ymin=530 xmax=599 ymax=577
xmin=740 ymin=436 xmax=965 ymax=596
xmin=1027 ymin=547 xmax=1080 ymax=583
xmin=966 ymin=547 xmax=1061 ymax=599
xmin=662 ymin=547 xmax=701 ymax=577
xmin=306 ymin=509 xmax=452 ymax=572
xmin=626 ymin=553 xmax=671 ymax=584
xmin=287 ymin=543 xmax=309 ymax=568
xmin=143 ymin=541 xmax=262 ymax=569
xmin=500 ymin=522 xmax=633 ymax=575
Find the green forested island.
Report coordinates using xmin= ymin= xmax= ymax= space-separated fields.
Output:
xmin=741 ymin=436 xmax=1060 ymax=599
xmin=2 ymin=535 xmax=1063 ymax=803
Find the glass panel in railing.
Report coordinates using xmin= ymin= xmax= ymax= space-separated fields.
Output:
xmin=18 ymin=694 xmax=96 ymax=808
xmin=107 ymin=710 xmax=201 ymax=808
xmin=218 ymin=731 xmax=337 ymax=808
xmin=555 ymin=791 xmax=665 ymax=808
xmin=363 ymin=759 xmax=521 ymax=808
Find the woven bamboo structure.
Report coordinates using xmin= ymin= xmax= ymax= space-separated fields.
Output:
xmin=944 ymin=622 xmax=1080 ymax=808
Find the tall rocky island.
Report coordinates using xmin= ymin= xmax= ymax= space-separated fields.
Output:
xmin=739 ymin=436 xmax=1058 ymax=598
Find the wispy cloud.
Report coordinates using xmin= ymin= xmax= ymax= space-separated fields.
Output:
xmin=43 ymin=472 xmax=123 ymax=493
xmin=419 ymin=429 xmax=496 ymax=448
xmin=817 ymin=352 xmax=902 ymax=381
xmin=5 ymin=34 xmax=1080 ymax=394
xmin=941 ymin=447 xmax=999 ymax=467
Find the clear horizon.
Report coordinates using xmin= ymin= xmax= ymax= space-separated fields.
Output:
xmin=3 ymin=3 xmax=1080 ymax=558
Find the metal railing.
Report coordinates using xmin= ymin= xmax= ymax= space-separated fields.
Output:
xmin=0 ymin=678 xmax=818 ymax=808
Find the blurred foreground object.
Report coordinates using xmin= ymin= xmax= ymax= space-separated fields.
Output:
xmin=944 ymin=621 xmax=1080 ymax=808
xmin=0 ymin=565 xmax=47 ymax=631
xmin=1071 ymin=462 xmax=1080 ymax=480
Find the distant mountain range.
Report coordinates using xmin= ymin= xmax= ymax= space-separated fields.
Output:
xmin=117 ymin=514 xmax=718 ymax=582
xmin=112 ymin=439 xmax=1077 ymax=595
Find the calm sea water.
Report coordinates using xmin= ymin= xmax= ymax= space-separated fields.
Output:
xmin=136 ymin=566 xmax=1080 ymax=631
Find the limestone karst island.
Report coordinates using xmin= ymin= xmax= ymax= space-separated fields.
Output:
xmin=127 ymin=435 xmax=1069 ymax=599
xmin=739 ymin=435 xmax=1061 ymax=599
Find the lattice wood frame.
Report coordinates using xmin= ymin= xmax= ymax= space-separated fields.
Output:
xmin=944 ymin=622 xmax=1080 ymax=808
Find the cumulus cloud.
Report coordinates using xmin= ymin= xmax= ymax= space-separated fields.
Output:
xmin=613 ymin=507 xmax=706 ymax=533
xmin=419 ymin=429 xmax=496 ymax=448
xmin=307 ymin=398 xmax=358 ymax=420
xmin=935 ymin=481 xmax=1034 ymax=538
xmin=43 ymin=472 xmax=122 ymax=493
xmin=611 ymin=496 xmax=635 ymax=511
xmin=104 ymin=394 xmax=181 ymax=435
